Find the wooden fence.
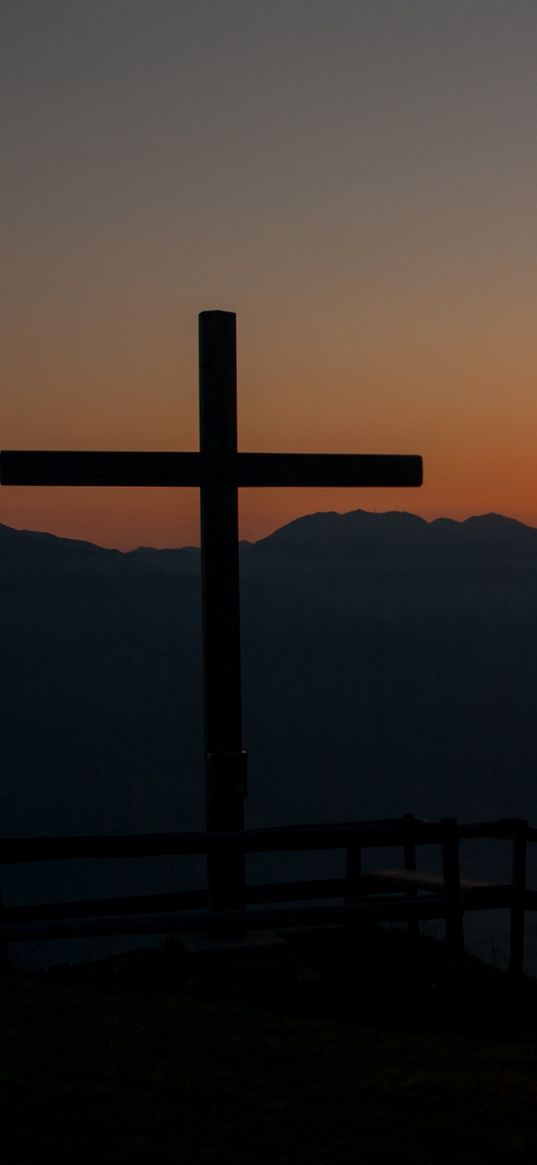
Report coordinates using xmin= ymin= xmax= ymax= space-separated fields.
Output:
xmin=1 ymin=815 xmax=535 ymax=977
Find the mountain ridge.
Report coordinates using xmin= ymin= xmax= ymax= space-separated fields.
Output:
xmin=3 ymin=505 xmax=537 ymax=968
xmin=2 ymin=506 xmax=537 ymax=842
xmin=2 ymin=508 xmax=537 ymax=563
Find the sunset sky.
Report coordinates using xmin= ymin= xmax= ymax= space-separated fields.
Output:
xmin=2 ymin=0 xmax=536 ymax=549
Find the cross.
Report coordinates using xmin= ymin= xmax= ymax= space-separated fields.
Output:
xmin=0 ymin=310 xmax=422 ymax=914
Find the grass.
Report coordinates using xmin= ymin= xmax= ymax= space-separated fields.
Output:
xmin=2 ymin=926 xmax=537 ymax=1163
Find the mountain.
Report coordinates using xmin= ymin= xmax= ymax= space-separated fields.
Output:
xmin=252 ymin=508 xmax=537 ymax=561
xmin=2 ymin=508 xmax=537 ymax=962
xmin=3 ymin=509 xmax=537 ymax=832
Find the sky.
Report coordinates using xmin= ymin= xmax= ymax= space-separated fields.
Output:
xmin=2 ymin=0 xmax=536 ymax=549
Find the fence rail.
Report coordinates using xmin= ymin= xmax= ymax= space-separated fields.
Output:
xmin=0 ymin=815 xmax=527 ymax=864
xmin=1 ymin=814 xmax=535 ymax=977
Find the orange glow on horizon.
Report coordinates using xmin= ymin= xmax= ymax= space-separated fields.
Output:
xmin=2 ymin=480 xmax=537 ymax=552
xmin=4 ymin=283 xmax=537 ymax=550
xmin=3 ymin=339 xmax=537 ymax=548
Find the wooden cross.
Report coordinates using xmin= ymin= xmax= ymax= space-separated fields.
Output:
xmin=0 ymin=310 xmax=422 ymax=914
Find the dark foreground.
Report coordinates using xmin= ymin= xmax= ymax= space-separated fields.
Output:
xmin=2 ymin=927 xmax=537 ymax=1164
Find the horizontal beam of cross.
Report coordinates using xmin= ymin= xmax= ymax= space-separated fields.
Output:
xmin=0 ymin=450 xmax=422 ymax=488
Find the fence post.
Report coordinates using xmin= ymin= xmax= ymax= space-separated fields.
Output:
xmin=0 ymin=886 xmax=11 ymax=976
xmin=345 ymin=841 xmax=362 ymax=901
xmin=441 ymin=817 xmax=464 ymax=983
xmin=509 ymin=821 xmax=527 ymax=978
xmin=402 ymin=814 xmax=419 ymax=940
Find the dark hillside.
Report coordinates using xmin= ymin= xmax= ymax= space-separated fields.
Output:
xmin=2 ymin=929 xmax=537 ymax=1164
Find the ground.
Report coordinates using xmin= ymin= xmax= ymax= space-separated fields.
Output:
xmin=2 ymin=926 xmax=537 ymax=1164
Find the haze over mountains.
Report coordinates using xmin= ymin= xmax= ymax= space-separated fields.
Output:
xmin=2 ymin=508 xmax=537 ymax=842
xmin=3 ymin=507 xmax=537 ymax=964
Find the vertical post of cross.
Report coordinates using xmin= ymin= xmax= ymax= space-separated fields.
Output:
xmin=199 ymin=311 xmax=246 ymax=915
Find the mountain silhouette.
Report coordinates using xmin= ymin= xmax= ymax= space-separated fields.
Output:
xmin=3 ymin=508 xmax=537 ymax=831
xmin=2 ymin=508 xmax=537 ymax=956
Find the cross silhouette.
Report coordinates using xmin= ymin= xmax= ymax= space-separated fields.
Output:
xmin=0 ymin=310 xmax=422 ymax=913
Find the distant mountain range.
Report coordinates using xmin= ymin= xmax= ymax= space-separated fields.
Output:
xmin=3 ymin=507 xmax=537 ymax=823
xmin=2 ymin=508 xmax=537 ymax=958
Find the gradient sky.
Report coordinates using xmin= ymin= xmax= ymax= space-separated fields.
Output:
xmin=2 ymin=1 xmax=536 ymax=549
